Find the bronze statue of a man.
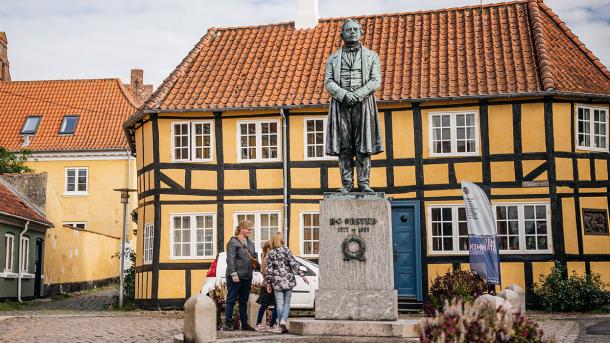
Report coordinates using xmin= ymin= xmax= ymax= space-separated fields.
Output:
xmin=324 ymin=19 xmax=383 ymax=193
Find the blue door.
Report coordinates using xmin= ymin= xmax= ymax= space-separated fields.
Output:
xmin=391 ymin=202 xmax=422 ymax=299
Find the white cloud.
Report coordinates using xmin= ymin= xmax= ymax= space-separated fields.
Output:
xmin=1 ymin=0 xmax=608 ymax=87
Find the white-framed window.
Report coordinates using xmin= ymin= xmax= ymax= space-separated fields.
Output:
xmin=233 ymin=211 xmax=281 ymax=251
xmin=20 ymin=236 xmax=29 ymax=273
xmin=429 ymin=111 xmax=479 ymax=156
xmin=64 ymin=222 xmax=86 ymax=230
xmin=428 ymin=206 xmax=469 ymax=254
xmin=576 ymin=105 xmax=608 ymax=152
xmin=4 ymin=234 xmax=14 ymax=272
xmin=300 ymin=212 xmax=320 ymax=257
xmin=170 ymin=213 xmax=216 ymax=259
xmin=304 ymin=117 xmax=333 ymax=160
xmin=64 ymin=167 xmax=88 ymax=195
xmin=143 ymin=223 xmax=154 ymax=265
xmin=171 ymin=120 xmax=214 ymax=162
xmin=427 ymin=203 xmax=553 ymax=255
xmin=237 ymin=120 xmax=281 ymax=162
xmin=494 ymin=203 xmax=552 ymax=253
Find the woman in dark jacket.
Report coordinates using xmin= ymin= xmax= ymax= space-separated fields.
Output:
xmin=224 ymin=219 xmax=258 ymax=331
xmin=265 ymin=233 xmax=308 ymax=333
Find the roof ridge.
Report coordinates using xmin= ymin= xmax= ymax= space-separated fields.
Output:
xmin=208 ymin=0 xmax=531 ymax=32
xmin=140 ymin=29 xmax=217 ymax=112
xmin=528 ymin=0 xmax=555 ymax=91
xmin=0 ymin=78 xmax=121 ymax=84
xmin=536 ymin=0 xmax=610 ymax=81
xmin=115 ymin=79 xmax=140 ymax=109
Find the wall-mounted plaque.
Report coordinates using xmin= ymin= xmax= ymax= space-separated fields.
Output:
xmin=583 ymin=209 xmax=609 ymax=236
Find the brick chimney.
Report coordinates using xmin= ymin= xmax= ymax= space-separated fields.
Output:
xmin=0 ymin=32 xmax=10 ymax=81
xmin=295 ymin=0 xmax=319 ymax=29
xmin=126 ymin=68 xmax=153 ymax=105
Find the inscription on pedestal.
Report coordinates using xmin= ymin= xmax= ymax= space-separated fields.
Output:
xmin=316 ymin=193 xmax=398 ymax=321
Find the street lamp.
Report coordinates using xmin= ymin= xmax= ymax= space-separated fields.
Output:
xmin=114 ymin=187 xmax=137 ymax=309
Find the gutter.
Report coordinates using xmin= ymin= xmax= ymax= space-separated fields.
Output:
xmin=281 ymin=108 xmax=289 ymax=244
xmin=17 ymin=221 xmax=29 ymax=302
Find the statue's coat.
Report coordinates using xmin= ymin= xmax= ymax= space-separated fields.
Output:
xmin=324 ymin=46 xmax=384 ymax=156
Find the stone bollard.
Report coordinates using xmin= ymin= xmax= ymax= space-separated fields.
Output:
xmin=247 ymin=293 xmax=261 ymax=328
xmin=505 ymin=284 xmax=526 ymax=312
xmin=183 ymin=294 xmax=217 ymax=343
xmin=497 ymin=288 xmax=523 ymax=313
xmin=474 ymin=294 xmax=513 ymax=312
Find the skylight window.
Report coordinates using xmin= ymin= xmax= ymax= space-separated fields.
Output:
xmin=60 ymin=115 xmax=79 ymax=134
xmin=21 ymin=116 xmax=41 ymax=135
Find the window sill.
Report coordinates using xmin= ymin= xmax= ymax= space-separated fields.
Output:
xmin=303 ymin=156 xmax=337 ymax=161
xmin=428 ymin=152 xmax=480 ymax=158
xmin=63 ymin=192 xmax=89 ymax=197
xmin=575 ymin=146 xmax=609 ymax=153
xmin=0 ymin=272 xmax=38 ymax=279
xmin=236 ymin=159 xmax=282 ymax=163
xmin=169 ymin=256 xmax=216 ymax=260
xmin=171 ymin=159 xmax=214 ymax=163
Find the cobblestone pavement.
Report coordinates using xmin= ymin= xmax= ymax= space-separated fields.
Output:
xmin=1 ymin=287 xmax=609 ymax=342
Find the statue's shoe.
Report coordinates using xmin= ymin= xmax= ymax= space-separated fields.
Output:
xmin=358 ymin=185 xmax=374 ymax=192
xmin=339 ymin=185 xmax=354 ymax=193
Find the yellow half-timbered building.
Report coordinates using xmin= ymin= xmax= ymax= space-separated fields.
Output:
xmin=124 ymin=0 xmax=610 ymax=308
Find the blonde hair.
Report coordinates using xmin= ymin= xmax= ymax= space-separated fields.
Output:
xmin=235 ymin=219 xmax=253 ymax=236
xmin=262 ymin=241 xmax=271 ymax=256
xmin=270 ymin=232 xmax=284 ymax=249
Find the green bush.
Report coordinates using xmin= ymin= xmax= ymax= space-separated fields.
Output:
xmin=418 ymin=299 xmax=555 ymax=343
xmin=534 ymin=262 xmax=610 ymax=312
xmin=0 ymin=147 xmax=33 ymax=173
xmin=429 ymin=270 xmax=487 ymax=312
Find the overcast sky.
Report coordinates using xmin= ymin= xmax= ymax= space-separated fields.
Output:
xmin=1 ymin=0 xmax=609 ymax=87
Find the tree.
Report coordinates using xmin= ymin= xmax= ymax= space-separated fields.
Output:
xmin=0 ymin=147 xmax=33 ymax=173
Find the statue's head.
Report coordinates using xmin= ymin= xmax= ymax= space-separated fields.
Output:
xmin=340 ymin=19 xmax=362 ymax=44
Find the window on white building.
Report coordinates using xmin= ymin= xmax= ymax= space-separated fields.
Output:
xmin=234 ymin=211 xmax=281 ymax=251
xmin=304 ymin=118 xmax=331 ymax=160
xmin=143 ymin=223 xmax=154 ymax=264
xmin=20 ymin=236 xmax=29 ymax=273
xmin=237 ymin=120 xmax=280 ymax=162
xmin=429 ymin=111 xmax=478 ymax=156
xmin=300 ymin=212 xmax=320 ymax=256
xmin=171 ymin=121 xmax=214 ymax=162
xmin=65 ymin=167 xmax=88 ymax=195
xmin=4 ymin=234 xmax=14 ymax=272
xmin=170 ymin=213 xmax=216 ymax=259
xmin=576 ymin=105 xmax=608 ymax=152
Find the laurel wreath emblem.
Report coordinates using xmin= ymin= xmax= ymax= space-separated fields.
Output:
xmin=342 ymin=235 xmax=366 ymax=262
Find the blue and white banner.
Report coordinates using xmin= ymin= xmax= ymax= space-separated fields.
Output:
xmin=460 ymin=181 xmax=501 ymax=284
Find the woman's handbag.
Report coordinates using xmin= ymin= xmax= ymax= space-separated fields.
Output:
xmin=235 ymin=237 xmax=259 ymax=270
xmin=256 ymin=288 xmax=276 ymax=306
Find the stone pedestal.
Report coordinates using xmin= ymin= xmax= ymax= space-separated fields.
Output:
xmin=315 ymin=193 xmax=398 ymax=321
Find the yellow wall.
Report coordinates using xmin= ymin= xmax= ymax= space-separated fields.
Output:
xmin=27 ymin=157 xmax=137 ymax=285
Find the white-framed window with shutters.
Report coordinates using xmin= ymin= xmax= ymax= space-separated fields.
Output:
xmin=300 ymin=211 xmax=320 ymax=257
xmin=428 ymin=111 xmax=479 ymax=156
xmin=64 ymin=167 xmax=88 ymax=195
xmin=170 ymin=213 xmax=216 ymax=259
xmin=4 ymin=234 xmax=14 ymax=272
xmin=236 ymin=119 xmax=281 ymax=162
xmin=143 ymin=223 xmax=154 ymax=264
xmin=427 ymin=205 xmax=470 ymax=254
xmin=303 ymin=117 xmax=334 ymax=160
xmin=171 ymin=120 xmax=214 ymax=162
xmin=427 ymin=203 xmax=553 ymax=255
xmin=576 ymin=105 xmax=609 ymax=152
xmin=233 ymin=211 xmax=281 ymax=251
xmin=20 ymin=236 xmax=29 ymax=273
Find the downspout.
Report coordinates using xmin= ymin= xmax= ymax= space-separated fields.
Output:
xmin=18 ymin=221 xmax=30 ymax=302
xmin=281 ymin=108 xmax=289 ymax=244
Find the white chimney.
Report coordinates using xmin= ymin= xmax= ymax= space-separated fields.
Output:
xmin=295 ymin=0 xmax=319 ymax=29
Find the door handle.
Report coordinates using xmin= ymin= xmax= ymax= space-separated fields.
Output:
xmin=393 ymin=250 xmax=398 ymax=262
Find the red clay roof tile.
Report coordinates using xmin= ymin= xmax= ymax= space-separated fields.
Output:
xmin=0 ymin=179 xmax=52 ymax=226
xmin=126 ymin=0 xmax=609 ymax=128
xmin=0 ymin=79 xmax=137 ymax=152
